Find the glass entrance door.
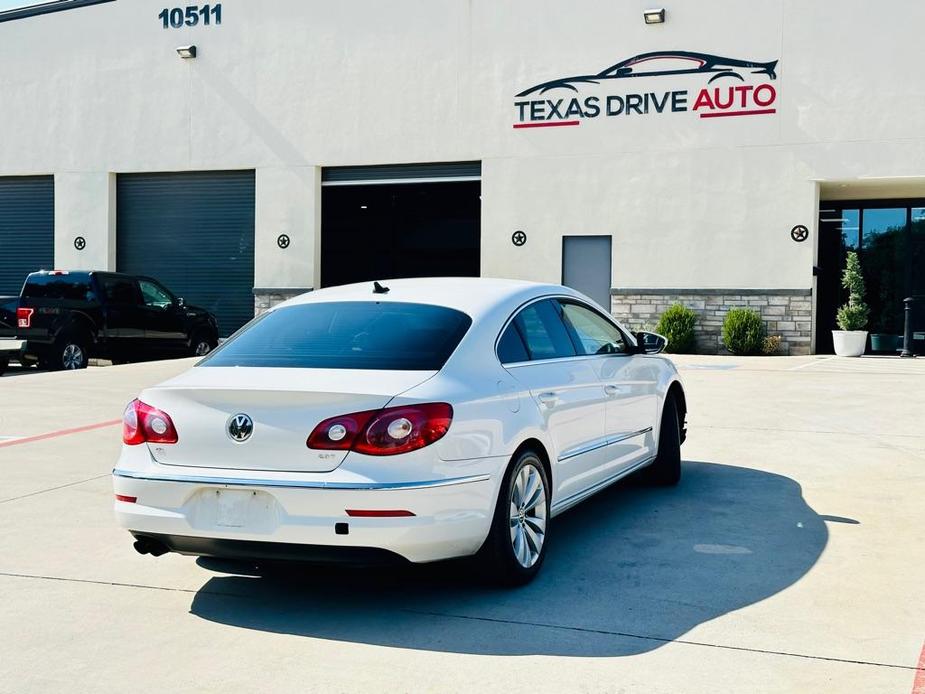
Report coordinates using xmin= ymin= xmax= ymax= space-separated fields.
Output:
xmin=817 ymin=201 xmax=924 ymax=354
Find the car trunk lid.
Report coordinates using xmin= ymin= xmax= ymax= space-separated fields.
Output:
xmin=141 ymin=367 xmax=435 ymax=472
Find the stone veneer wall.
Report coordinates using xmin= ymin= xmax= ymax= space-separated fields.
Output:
xmin=254 ymin=287 xmax=312 ymax=315
xmin=611 ymin=289 xmax=813 ymax=355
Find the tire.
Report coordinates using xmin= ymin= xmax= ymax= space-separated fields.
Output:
xmin=48 ymin=333 xmax=90 ymax=371
xmin=190 ymin=332 xmax=217 ymax=357
xmin=477 ymin=449 xmax=551 ymax=586
xmin=0 ymin=357 xmax=8 ymax=376
xmin=640 ymin=395 xmax=682 ymax=486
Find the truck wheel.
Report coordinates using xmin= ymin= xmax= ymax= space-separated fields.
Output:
xmin=51 ymin=334 xmax=89 ymax=371
xmin=190 ymin=332 xmax=216 ymax=357
xmin=0 ymin=357 xmax=8 ymax=376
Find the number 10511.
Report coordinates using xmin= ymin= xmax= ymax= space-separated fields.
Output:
xmin=158 ymin=4 xmax=222 ymax=29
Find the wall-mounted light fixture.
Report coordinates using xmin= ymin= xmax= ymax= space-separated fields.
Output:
xmin=176 ymin=45 xmax=197 ymax=59
xmin=643 ymin=8 xmax=666 ymax=24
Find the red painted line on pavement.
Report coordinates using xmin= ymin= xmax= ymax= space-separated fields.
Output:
xmin=513 ymin=120 xmax=580 ymax=129
xmin=912 ymin=641 xmax=925 ymax=694
xmin=699 ymin=108 xmax=777 ymax=119
xmin=0 ymin=419 xmax=121 ymax=449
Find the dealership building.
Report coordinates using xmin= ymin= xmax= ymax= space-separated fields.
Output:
xmin=1 ymin=0 xmax=923 ymax=353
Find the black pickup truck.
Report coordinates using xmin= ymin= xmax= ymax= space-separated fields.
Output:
xmin=0 ymin=295 xmax=23 ymax=375
xmin=14 ymin=270 xmax=219 ymax=371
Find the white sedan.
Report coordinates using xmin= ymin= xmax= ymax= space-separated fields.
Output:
xmin=113 ymin=278 xmax=686 ymax=585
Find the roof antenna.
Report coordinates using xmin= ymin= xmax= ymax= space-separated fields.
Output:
xmin=373 ymin=281 xmax=390 ymax=294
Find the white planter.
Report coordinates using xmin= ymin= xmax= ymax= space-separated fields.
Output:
xmin=832 ymin=330 xmax=868 ymax=357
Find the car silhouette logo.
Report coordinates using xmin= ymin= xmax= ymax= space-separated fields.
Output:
xmin=227 ymin=413 xmax=254 ymax=442
xmin=516 ymin=50 xmax=779 ymax=97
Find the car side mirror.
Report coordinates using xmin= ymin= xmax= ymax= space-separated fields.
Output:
xmin=176 ymin=297 xmax=185 ymax=307
xmin=635 ymin=331 xmax=668 ymax=354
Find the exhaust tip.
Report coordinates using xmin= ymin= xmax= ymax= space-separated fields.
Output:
xmin=133 ymin=537 xmax=168 ymax=557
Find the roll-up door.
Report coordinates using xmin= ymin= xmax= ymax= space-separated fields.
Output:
xmin=0 ymin=176 xmax=54 ymax=295
xmin=116 ymin=171 xmax=255 ymax=336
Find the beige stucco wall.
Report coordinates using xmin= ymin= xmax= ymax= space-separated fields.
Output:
xmin=1 ymin=0 xmax=924 ymax=292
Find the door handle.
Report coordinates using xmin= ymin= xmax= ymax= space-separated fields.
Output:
xmin=604 ymin=384 xmax=620 ymax=396
xmin=537 ymin=392 xmax=559 ymax=407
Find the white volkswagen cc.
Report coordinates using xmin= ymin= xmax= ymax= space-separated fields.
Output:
xmin=113 ymin=278 xmax=686 ymax=585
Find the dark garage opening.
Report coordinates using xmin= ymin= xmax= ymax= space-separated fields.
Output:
xmin=321 ymin=166 xmax=480 ymax=288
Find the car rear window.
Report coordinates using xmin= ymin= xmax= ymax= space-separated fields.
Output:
xmin=199 ymin=301 xmax=472 ymax=371
xmin=21 ymin=274 xmax=96 ymax=302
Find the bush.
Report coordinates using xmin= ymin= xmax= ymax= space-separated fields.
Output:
xmin=762 ymin=334 xmax=782 ymax=355
xmin=836 ymin=251 xmax=869 ymax=331
xmin=722 ymin=308 xmax=765 ymax=355
xmin=655 ymin=304 xmax=697 ymax=353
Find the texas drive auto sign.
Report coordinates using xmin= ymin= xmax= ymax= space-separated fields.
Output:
xmin=513 ymin=50 xmax=779 ymax=128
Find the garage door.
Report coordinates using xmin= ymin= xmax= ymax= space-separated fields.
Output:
xmin=0 ymin=176 xmax=54 ymax=295
xmin=117 ymin=171 xmax=255 ymax=336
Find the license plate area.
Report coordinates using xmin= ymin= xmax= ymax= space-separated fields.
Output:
xmin=189 ymin=488 xmax=279 ymax=533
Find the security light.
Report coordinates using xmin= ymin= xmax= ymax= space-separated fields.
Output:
xmin=176 ymin=45 xmax=197 ymax=59
xmin=643 ymin=8 xmax=666 ymax=24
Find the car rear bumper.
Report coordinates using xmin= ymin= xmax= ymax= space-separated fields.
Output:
xmin=0 ymin=338 xmax=24 ymax=357
xmin=112 ymin=465 xmax=502 ymax=564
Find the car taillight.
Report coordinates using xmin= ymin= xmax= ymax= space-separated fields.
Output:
xmin=123 ymin=399 xmax=179 ymax=445
xmin=16 ymin=307 xmax=33 ymax=329
xmin=307 ymin=403 xmax=453 ymax=456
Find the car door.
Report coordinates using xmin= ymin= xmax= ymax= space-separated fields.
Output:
xmin=559 ymin=300 xmax=660 ymax=483
xmin=498 ymin=298 xmax=608 ymax=502
xmin=96 ymin=274 xmax=145 ymax=357
xmin=137 ymin=278 xmax=188 ymax=355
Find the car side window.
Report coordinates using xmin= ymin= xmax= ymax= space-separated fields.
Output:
xmin=139 ymin=280 xmax=173 ymax=309
xmin=511 ymin=299 xmax=577 ymax=361
xmin=559 ymin=301 xmax=627 ymax=355
xmin=100 ymin=277 xmax=140 ymax=306
xmin=497 ymin=322 xmax=529 ymax=363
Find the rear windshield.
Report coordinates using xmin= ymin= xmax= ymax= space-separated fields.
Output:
xmin=22 ymin=274 xmax=96 ymax=302
xmin=199 ymin=301 xmax=472 ymax=371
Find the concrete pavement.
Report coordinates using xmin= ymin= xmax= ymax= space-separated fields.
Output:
xmin=0 ymin=354 xmax=923 ymax=693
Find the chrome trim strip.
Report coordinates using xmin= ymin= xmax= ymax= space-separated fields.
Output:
xmin=112 ymin=469 xmax=491 ymax=491
xmin=550 ymin=455 xmax=656 ymax=516
xmin=558 ymin=427 xmax=653 ymax=462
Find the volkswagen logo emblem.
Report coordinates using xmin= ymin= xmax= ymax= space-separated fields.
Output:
xmin=227 ymin=413 xmax=254 ymax=443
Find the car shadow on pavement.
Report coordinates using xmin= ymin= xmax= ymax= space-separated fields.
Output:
xmin=189 ymin=461 xmax=827 ymax=657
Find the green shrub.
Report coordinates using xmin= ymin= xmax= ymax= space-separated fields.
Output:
xmin=722 ymin=308 xmax=765 ymax=355
xmin=836 ymin=251 xmax=869 ymax=331
xmin=655 ymin=304 xmax=697 ymax=353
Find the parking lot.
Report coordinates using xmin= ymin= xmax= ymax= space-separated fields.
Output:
xmin=1 ymin=354 xmax=923 ymax=693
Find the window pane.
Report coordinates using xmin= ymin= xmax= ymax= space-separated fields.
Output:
xmin=139 ymin=280 xmax=172 ymax=308
xmin=200 ymin=301 xmax=472 ymax=370
xmin=840 ymin=209 xmax=859 ymax=249
xmin=862 ymin=208 xmax=907 ymax=335
xmin=560 ymin=301 xmax=626 ymax=355
xmin=513 ymin=300 xmax=577 ymax=361
xmin=99 ymin=277 xmax=138 ymax=305
xmin=497 ymin=323 xmax=529 ymax=363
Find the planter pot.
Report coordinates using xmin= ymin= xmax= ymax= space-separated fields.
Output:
xmin=832 ymin=330 xmax=868 ymax=357
xmin=870 ymin=333 xmax=901 ymax=353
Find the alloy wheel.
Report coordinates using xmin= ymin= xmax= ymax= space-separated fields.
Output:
xmin=62 ymin=344 xmax=84 ymax=370
xmin=194 ymin=341 xmax=212 ymax=356
xmin=509 ymin=462 xmax=547 ymax=568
